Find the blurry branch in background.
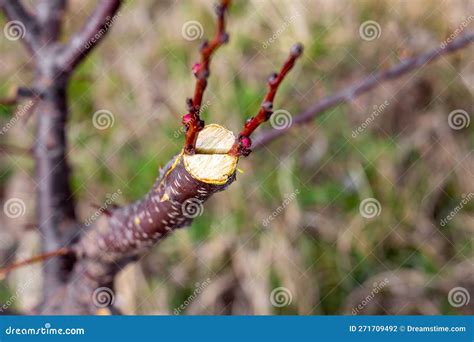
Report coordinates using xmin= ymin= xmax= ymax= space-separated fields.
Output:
xmin=0 ymin=248 xmax=71 ymax=280
xmin=182 ymin=0 xmax=231 ymax=154
xmin=254 ymin=31 xmax=474 ymax=149
xmin=0 ymin=0 xmax=42 ymax=53
xmin=56 ymin=0 xmax=122 ymax=72
xmin=228 ymin=43 xmax=303 ymax=157
xmin=0 ymin=0 xmax=123 ymax=308
xmin=0 ymin=143 xmax=33 ymax=157
xmin=36 ymin=0 xmax=67 ymax=41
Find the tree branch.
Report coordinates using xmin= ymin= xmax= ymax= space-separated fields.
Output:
xmin=0 ymin=0 xmax=42 ymax=53
xmin=228 ymin=43 xmax=303 ymax=156
xmin=182 ymin=0 xmax=231 ymax=154
xmin=56 ymin=0 xmax=122 ymax=72
xmin=35 ymin=0 xmax=67 ymax=42
xmin=39 ymin=125 xmax=239 ymax=314
xmin=253 ymin=32 xmax=474 ymax=149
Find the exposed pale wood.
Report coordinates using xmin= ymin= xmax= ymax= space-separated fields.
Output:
xmin=184 ymin=124 xmax=238 ymax=184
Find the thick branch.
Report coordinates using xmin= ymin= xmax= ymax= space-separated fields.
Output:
xmin=0 ymin=0 xmax=42 ymax=53
xmin=253 ymin=32 xmax=474 ymax=148
xmin=36 ymin=0 xmax=67 ymax=42
xmin=56 ymin=0 xmax=122 ymax=72
xmin=182 ymin=0 xmax=231 ymax=154
xmin=228 ymin=43 xmax=303 ymax=156
xmin=39 ymin=124 xmax=238 ymax=314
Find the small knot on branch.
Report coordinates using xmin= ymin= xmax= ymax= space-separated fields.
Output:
xmin=268 ymin=72 xmax=278 ymax=85
xmin=290 ymin=42 xmax=304 ymax=57
xmin=219 ymin=32 xmax=230 ymax=44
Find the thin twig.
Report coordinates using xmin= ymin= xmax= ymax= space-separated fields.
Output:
xmin=182 ymin=0 xmax=231 ymax=154
xmin=228 ymin=43 xmax=303 ymax=156
xmin=253 ymin=32 xmax=474 ymax=149
xmin=0 ymin=248 xmax=71 ymax=279
xmin=0 ymin=144 xmax=33 ymax=157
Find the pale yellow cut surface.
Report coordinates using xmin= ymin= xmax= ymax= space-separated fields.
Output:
xmin=183 ymin=124 xmax=238 ymax=185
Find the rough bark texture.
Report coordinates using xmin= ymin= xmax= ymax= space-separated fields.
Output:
xmin=38 ymin=125 xmax=238 ymax=314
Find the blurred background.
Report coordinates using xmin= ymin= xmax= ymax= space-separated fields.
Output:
xmin=0 ymin=0 xmax=473 ymax=315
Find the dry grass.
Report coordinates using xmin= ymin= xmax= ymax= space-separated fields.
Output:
xmin=0 ymin=0 xmax=472 ymax=314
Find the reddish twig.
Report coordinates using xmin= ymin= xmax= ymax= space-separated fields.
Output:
xmin=253 ymin=32 xmax=474 ymax=149
xmin=0 ymin=247 xmax=71 ymax=279
xmin=228 ymin=43 xmax=303 ymax=157
xmin=182 ymin=0 xmax=231 ymax=154
xmin=0 ymin=143 xmax=33 ymax=157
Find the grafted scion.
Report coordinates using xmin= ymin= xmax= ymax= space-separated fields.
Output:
xmin=228 ymin=42 xmax=304 ymax=157
xmin=182 ymin=0 xmax=231 ymax=155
